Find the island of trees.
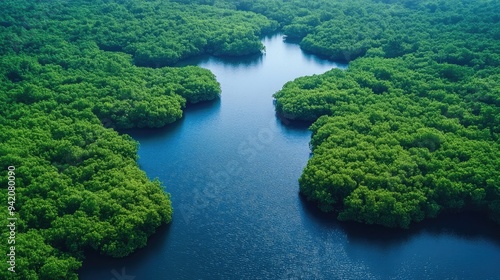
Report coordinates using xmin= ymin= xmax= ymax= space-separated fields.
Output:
xmin=1 ymin=0 xmax=499 ymax=279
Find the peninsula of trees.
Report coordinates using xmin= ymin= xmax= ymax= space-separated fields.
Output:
xmin=270 ymin=0 xmax=500 ymax=228
xmin=0 ymin=0 xmax=275 ymax=279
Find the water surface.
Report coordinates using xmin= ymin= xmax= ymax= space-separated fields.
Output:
xmin=80 ymin=35 xmax=500 ymax=280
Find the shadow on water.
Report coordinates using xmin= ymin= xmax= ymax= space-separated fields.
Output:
xmin=79 ymin=222 xmax=173 ymax=275
xmin=274 ymin=110 xmax=315 ymax=131
xmin=122 ymin=98 xmax=221 ymax=141
xmin=184 ymin=96 xmax=221 ymax=113
xmin=283 ymin=37 xmax=348 ymax=68
xmin=175 ymin=52 xmax=264 ymax=69
xmin=121 ymin=120 xmax=184 ymax=141
xmin=302 ymin=51 xmax=348 ymax=68
xmin=299 ymin=193 xmax=500 ymax=249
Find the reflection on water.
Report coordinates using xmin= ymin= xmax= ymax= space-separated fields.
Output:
xmin=122 ymin=99 xmax=222 ymax=141
xmin=300 ymin=193 xmax=500 ymax=248
xmin=175 ymin=52 xmax=264 ymax=70
xmin=80 ymin=34 xmax=500 ymax=280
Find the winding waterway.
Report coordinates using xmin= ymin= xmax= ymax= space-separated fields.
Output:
xmin=80 ymin=35 xmax=500 ymax=280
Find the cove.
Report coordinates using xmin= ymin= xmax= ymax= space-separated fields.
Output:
xmin=80 ymin=35 xmax=500 ymax=279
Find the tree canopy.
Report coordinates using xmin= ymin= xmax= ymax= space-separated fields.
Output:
xmin=1 ymin=0 xmax=499 ymax=278
xmin=0 ymin=0 xmax=278 ymax=278
xmin=270 ymin=0 xmax=500 ymax=228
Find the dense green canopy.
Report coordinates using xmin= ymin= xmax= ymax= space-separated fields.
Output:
xmin=1 ymin=0 xmax=499 ymax=278
xmin=1 ymin=0 xmax=277 ymax=66
xmin=270 ymin=0 xmax=500 ymax=228
xmin=276 ymin=57 xmax=500 ymax=228
xmin=0 ymin=0 xmax=276 ymax=278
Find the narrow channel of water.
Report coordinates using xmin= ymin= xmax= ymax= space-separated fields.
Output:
xmin=80 ymin=35 xmax=500 ymax=280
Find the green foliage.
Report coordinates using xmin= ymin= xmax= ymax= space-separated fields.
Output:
xmin=297 ymin=102 xmax=499 ymax=228
xmin=256 ymin=0 xmax=500 ymax=230
xmin=0 ymin=230 xmax=80 ymax=280
xmin=2 ymin=0 xmax=500 ymax=278
xmin=0 ymin=0 xmax=274 ymax=278
xmin=275 ymin=36 xmax=500 ymax=228
xmin=226 ymin=0 xmax=500 ymax=65
xmin=0 ymin=0 xmax=277 ymax=67
xmin=0 ymin=103 xmax=174 ymax=277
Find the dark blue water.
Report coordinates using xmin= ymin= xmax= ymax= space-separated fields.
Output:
xmin=80 ymin=35 xmax=500 ymax=280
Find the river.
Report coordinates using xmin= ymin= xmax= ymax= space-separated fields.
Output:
xmin=80 ymin=35 xmax=500 ymax=280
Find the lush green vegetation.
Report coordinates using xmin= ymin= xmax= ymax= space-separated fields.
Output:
xmin=1 ymin=0 xmax=277 ymax=66
xmin=1 ymin=0 xmax=499 ymax=278
xmin=270 ymin=0 xmax=500 ymax=228
xmin=276 ymin=57 xmax=500 ymax=228
xmin=0 ymin=0 xmax=276 ymax=278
